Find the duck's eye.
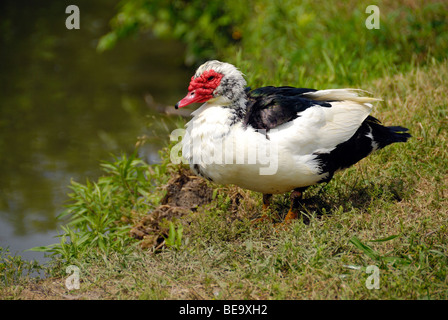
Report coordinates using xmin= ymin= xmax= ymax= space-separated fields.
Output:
xmin=207 ymin=76 xmax=215 ymax=81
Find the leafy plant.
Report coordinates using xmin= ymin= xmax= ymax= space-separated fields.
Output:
xmin=30 ymin=149 xmax=170 ymax=262
xmin=164 ymin=221 xmax=184 ymax=250
xmin=97 ymin=0 xmax=243 ymax=64
xmin=0 ymin=247 xmax=43 ymax=287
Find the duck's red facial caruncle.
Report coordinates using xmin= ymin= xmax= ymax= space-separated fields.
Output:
xmin=175 ymin=70 xmax=223 ymax=109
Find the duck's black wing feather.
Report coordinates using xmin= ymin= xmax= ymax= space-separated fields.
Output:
xmin=243 ymin=86 xmax=331 ymax=131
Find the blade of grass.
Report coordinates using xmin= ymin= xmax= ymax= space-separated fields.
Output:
xmin=349 ymin=236 xmax=380 ymax=260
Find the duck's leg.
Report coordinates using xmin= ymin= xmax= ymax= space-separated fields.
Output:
xmin=284 ymin=188 xmax=306 ymax=222
xmin=252 ymin=193 xmax=273 ymax=224
xmin=262 ymin=193 xmax=273 ymax=211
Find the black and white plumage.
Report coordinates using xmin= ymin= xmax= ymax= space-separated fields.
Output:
xmin=175 ymin=60 xmax=411 ymax=221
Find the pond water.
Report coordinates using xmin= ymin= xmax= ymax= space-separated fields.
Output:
xmin=0 ymin=0 xmax=193 ymax=263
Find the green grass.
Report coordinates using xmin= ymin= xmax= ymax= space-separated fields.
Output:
xmin=1 ymin=0 xmax=447 ymax=300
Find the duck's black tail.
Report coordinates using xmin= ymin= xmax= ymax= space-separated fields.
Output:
xmin=314 ymin=116 xmax=411 ymax=182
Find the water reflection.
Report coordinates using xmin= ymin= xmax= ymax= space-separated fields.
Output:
xmin=0 ymin=0 xmax=192 ymax=260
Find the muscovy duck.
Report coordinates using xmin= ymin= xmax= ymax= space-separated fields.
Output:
xmin=175 ymin=60 xmax=411 ymax=222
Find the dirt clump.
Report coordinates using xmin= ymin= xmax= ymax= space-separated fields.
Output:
xmin=130 ymin=168 xmax=213 ymax=250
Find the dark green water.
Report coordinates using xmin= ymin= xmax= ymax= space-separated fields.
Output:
xmin=0 ymin=0 xmax=192 ymax=262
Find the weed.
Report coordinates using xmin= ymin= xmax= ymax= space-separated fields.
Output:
xmin=164 ymin=221 xmax=184 ymax=250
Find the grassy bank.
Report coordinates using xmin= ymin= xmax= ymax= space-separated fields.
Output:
xmin=2 ymin=59 xmax=447 ymax=300
xmin=1 ymin=0 xmax=447 ymax=299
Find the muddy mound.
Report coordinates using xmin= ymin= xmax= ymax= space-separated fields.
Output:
xmin=130 ymin=168 xmax=213 ymax=249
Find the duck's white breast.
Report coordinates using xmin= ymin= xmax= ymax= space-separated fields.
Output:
xmin=182 ymin=104 xmax=328 ymax=194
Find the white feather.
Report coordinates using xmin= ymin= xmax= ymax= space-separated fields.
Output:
xmin=303 ymin=88 xmax=381 ymax=104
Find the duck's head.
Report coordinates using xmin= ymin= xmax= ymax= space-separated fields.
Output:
xmin=175 ymin=60 xmax=247 ymax=109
